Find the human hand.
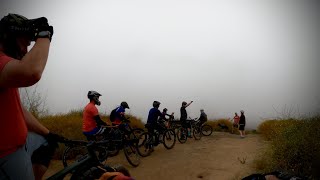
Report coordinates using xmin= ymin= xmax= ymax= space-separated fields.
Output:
xmin=30 ymin=17 xmax=54 ymax=41
xmin=45 ymin=132 xmax=65 ymax=148
xmin=99 ymin=172 xmax=133 ymax=180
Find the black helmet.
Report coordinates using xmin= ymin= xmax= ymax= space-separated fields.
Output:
xmin=0 ymin=13 xmax=48 ymax=59
xmin=121 ymin=101 xmax=129 ymax=109
xmin=182 ymin=101 xmax=187 ymax=106
xmin=87 ymin=91 xmax=101 ymax=99
xmin=87 ymin=91 xmax=101 ymax=106
xmin=163 ymin=108 xmax=167 ymax=112
xmin=0 ymin=13 xmax=48 ymax=41
xmin=153 ymin=101 xmax=161 ymax=108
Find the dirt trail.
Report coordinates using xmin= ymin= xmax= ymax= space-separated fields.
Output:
xmin=44 ymin=132 xmax=267 ymax=180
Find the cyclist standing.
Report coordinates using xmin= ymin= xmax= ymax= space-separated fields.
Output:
xmin=0 ymin=13 xmax=63 ymax=180
xmin=239 ymin=110 xmax=246 ymax=138
xmin=160 ymin=108 xmax=174 ymax=128
xmin=82 ymin=91 xmax=107 ymax=140
xmin=180 ymin=101 xmax=193 ymax=138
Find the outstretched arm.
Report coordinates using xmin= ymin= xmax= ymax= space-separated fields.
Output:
xmin=185 ymin=101 xmax=193 ymax=107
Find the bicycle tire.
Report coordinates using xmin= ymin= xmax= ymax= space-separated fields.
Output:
xmin=193 ymin=126 xmax=202 ymax=140
xmin=201 ymin=124 xmax=213 ymax=136
xmin=136 ymin=132 xmax=153 ymax=157
xmin=177 ymin=128 xmax=187 ymax=144
xmin=62 ymin=145 xmax=88 ymax=167
xmin=163 ymin=129 xmax=176 ymax=149
xmin=123 ymin=142 xmax=140 ymax=167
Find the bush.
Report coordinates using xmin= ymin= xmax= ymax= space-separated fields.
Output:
xmin=206 ymin=118 xmax=233 ymax=133
xmin=254 ymin=117 xmax=320 ymax=179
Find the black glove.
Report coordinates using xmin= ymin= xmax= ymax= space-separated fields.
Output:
xmin=34 ymin=25 xmax=53 ymax=42
xmin=29 ymin=17 xmax=54 ymax=41
xmin=45 ymin=132 xmax=65 ymax=148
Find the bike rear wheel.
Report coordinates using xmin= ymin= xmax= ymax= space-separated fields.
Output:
xmin=193 ymin=126 xmax=202 ymax=140
xmin=163 ymin=129 xmax=176 ymax=149
xmin=201 ymin=124 xmax=213 ymax=136
xmin=177 ymin=127 xmax=187 ymax=144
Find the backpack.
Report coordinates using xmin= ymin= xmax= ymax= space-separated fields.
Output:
xmin=109 ymin=108 xmax=117 ymax=122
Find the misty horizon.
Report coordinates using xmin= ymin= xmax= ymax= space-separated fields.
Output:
xmin=2 ymin=0 xmax=320 ymax=129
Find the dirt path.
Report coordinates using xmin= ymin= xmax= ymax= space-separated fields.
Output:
xmin=44 ymin=132 xmax=266 ymax=180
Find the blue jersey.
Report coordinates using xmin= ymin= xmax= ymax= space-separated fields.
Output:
xmin=147 ymin=107 xmax=162 ymax=125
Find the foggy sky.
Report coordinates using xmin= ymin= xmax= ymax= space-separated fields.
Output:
xmin=1 ymin=0 xmax=319 ymax=128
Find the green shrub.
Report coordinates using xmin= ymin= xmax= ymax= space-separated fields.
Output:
xmin=254 ymin=116 xmax=320 ymax=179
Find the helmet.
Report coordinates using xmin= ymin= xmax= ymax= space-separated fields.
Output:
xmin=182 ymin=101 xmax=187 ymax=106
xmin=0 ymin=13 xmax=48 ymax=59
xmin=87 ymin=91 xmax=101 ymax=105
xmin=121 ymin=101 xmax=129 ymax=109
xmin=240 ymin=110 xmax=244 ymax=113
xmin=200 ymin=109 xmax=204 ymax=112
xmin=163 ymin=108 xmax=167 ymax=112
xmin=153 ymin=101 xmax=161 ymax=108
xmin=0 ymin=13 xmax=48 ymax=41
xmin=87 ymin=91 xmax=101 ymax=99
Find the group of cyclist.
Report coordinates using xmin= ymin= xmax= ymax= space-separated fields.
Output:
xmin=0 ymin=13 xmax=133 ymax=180
xmin=0 ymin=12 xmax=208 ymax=180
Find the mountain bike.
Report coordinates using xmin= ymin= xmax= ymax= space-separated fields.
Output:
xmin=176 ymin=118 xmax=202 ymax=143
xmin=62 ymin=118 xmax=143 ymax=167
xmin=47 ymin=139 xmax=128 ymax=180
xmin=137 ymin=121 xmax=176 ymax=157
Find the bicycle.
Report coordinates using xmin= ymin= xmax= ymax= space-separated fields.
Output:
xmin=176 ymin=118 xmax=202 ymax=143
xmin=137 ymin=121 xmax=176 ymax=157
xmin=47 ymin=138 xmax=130 ymax=180
xmin=62 ymin=118 xmax=143 ymax=167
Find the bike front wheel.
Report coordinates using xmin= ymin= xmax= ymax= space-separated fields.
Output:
xmin=193 ymin=126 xmax=202 ymax=140
xmin=162 ymin=129 xmax=176 ymax=149
xmin=136 ymin=132 xmax=153 ymax=157
xmin=201 ymin=124 xmax=213 ymax=136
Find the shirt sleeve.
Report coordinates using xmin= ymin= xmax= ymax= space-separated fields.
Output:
xmin=0 ymin=55 xmax=12 ymax=73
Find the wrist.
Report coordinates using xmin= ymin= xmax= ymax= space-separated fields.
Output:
xmin=36 ymin=31 xmax=52 ymax=41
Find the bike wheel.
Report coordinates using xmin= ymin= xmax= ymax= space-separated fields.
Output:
xmin=193 ymin=126 xmax=202 ymax=140
xmin=177 ymin=128 xmax=187 ymax=144
xmin=62 ymin=145 xmax=88 ymax=167
xmin=123 ymin=141 xmax=140 ymax=167
xmin=201 ymin=124 xmax=213 ymax=136
xmin=136 ymin=132 xmax=153 ymax=157
xmin=163 ymin=129 xmax=176 ymax=149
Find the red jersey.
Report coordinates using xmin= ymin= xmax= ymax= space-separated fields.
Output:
xmin=82 ymin=102 xmax=99 ymax=132
xmin=233 ymin=115 xmax=240 ymax=124
xmin=0 ymin=54 xmax=28 ymax=158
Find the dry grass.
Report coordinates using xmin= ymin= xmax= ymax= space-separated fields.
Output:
xmin=253 ymin=116 xmax=320 ymax=179
xmin=39 ymin=109 xmax=144 ymax=159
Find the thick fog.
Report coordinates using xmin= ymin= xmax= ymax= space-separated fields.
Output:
xmin=1 ymin=0 xmax=319 ymax=128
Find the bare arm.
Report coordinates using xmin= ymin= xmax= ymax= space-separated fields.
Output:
xmin=23 ymin=107 xmax=49 ymax=136
xmin=185 ymin=101 xmax=193 ymax=107
xmin=0 ymin=38 xmax=50 ymax=88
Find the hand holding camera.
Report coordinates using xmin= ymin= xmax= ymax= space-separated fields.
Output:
xmin=30 ymin=17 xmax=54 ymax=42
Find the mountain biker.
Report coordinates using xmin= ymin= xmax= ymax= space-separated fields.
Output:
xmin=110 ymin=101 xmax=130 ymax=126
xmin=199 ymin=109 xmax=208 ymax=126
xmin=146 ymin=101 xmax=166 ymax=146
xmin=0 ymin=13 xmax=64 ymax=180
xmin=82 ymin=91 xmax=107 ymax=140
xmin=160 ymin=108 xmax=174 ymax=128
xmin=180 ymin=101 xmax=193 ymax=138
